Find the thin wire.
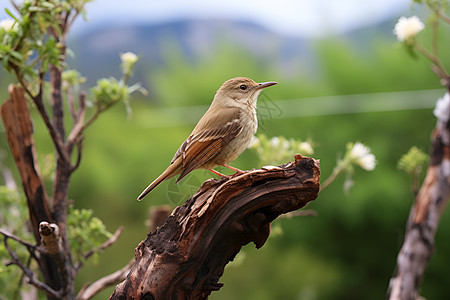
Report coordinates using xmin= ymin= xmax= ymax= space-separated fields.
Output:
xmin=138 ymin=89 xmax=443 ymax=128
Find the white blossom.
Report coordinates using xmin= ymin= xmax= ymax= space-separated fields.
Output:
xmin=298 ymin=141 xmax=314 ymax=155
xmin=433 ymin=92 xmax=450 ymax=123
xmin=0 ymin=19 xmax=16 ymax=31
xmin=394 ymin=16 xmax=425 ymax=42
xmin=248 ymin=136 xmax=260 ymax=149
xmin=348 ymin=142 xmax=376 ymax=171
xmin=270 ymin=136 xmax=280 ymax=147
xmin=120 ymin=52 xmax=138 ymax=65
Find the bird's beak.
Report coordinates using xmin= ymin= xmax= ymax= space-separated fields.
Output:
xmin=257 ymin=81 xmax=278 ymax=89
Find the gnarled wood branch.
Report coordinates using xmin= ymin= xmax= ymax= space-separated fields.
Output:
xmin=112 ymin=155 xmax=320 ymax=299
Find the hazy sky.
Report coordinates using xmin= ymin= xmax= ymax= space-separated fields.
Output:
xmin=2 ymin=0 xmax=413 ymax=37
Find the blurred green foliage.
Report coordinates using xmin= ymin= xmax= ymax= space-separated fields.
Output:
xmin=248 ymin=134 xmax=315 ymax=166
xmin=0 ymin=187 xmax=32 ymax=300
xmin=398 ymin=146 xmax=429 ymax=176
xmin=67 ymin=206 xmax=112 ymax=266
xmin=1 ymin=9 xmax=450 ymax=300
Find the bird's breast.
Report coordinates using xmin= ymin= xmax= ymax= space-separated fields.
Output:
xmin=207 ymin=107 xmax=257 ymax=168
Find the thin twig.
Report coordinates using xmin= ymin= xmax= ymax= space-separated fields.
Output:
xmin=13 ymin=255 xmax=33 ymax=300
xmin=75 ymin=226 xmax=125 ymax=271
xmin=67 ymin=91 xmax=86 ymax=146
xmin=320 ymin=164 xmax=344 ymax=191
xmin=431 ymin=17 xmax=439 ymax=58
xmin=279 ymin=210 xmax=318 ymax=219
xmin=415 ymin=42 xmax=449 ymax=79
xmin=83 ymin=226 xmax=125 ymax=260
xmin=70 ymin=136 xmax=84 ymax=173
xmin=9 ymin=0 xmax=19 ymax=12
xmin=0 ymin=228 xmax=38 ymax=251
xmin=3 ymin=236 xmax=62 ymax=298
xmin=76 ymin=259 xmax=134 ymax=300
xmin=64 ymin=10 xmax=80 ymax=41
xmin=81 ymin=107 xmax=103 ymax=132
xmin=67 ymin=85 xmax=78 ymax=120
xmin=438 ymin=11 xmax=450 ymax=25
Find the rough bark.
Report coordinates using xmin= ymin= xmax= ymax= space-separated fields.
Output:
xmin=0 ymin=85 xmax=61 ymax=294
xmin=111 ymin=155 xmax=320 ymax=299
xmin=0 ymin=85 xmax=52 ymax=240
xmin=387 ymin=90 xmax=450 ymax=299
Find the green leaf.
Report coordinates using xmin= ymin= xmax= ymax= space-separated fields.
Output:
xmin=9 ymin=51 xmax=24 ymax=61
xmin=4 ymin=8 xmax=18 ymax=21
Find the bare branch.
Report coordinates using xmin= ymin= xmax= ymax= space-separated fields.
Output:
xmin=387 ymin=96 xmax=450 ymax=299
xmin=75 ymin=226 xmax=125 ymax=271
xmin=63 ymin=9 xmax=81 ymax=41
xmin=9 ymin=0 xmax=20 ymax=13
xmin=76 ymin=260 xmax=134 ymax=300
xmin=2 ymin=236 xmax=62 ymax=298
xmin=0 ymin=228 xmax=37 ymax=251
xmin=67 ymin=86 xmax=78 ymax=121
xmin=279 ymin=209 xmax=318 ymax=219
xmin=49 ymin=64 xmax=66 ymax=142
xmin=67 ymin=91 xmax=86 ymax=147
xmin=70 ymin=136 xmax=84 ymax=173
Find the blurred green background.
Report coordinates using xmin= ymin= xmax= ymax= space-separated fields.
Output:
xmin=1 ymin=1 xmax=450 ymax=299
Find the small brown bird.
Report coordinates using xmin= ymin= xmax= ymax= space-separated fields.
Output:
xmin=137 ymin=77 xmax=277 ymax=200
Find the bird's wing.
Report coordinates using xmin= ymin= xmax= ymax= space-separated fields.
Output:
xmin=171 ymin=107 xmax=243 ymax=182
xmin=171 ymin=106 xmax=241 ymax=164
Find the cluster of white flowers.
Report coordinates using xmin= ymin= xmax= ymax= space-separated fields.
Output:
xmin=347 ymin=142 xmax=376 ymax=171
xmin=270 ymin=136 xmax=290 ymax=150
xmin=248 ymin=134 xmax=314 ymax=166
xmin=298 ymin=142 xmax=314 ymax=156
xmin=393 ymin=16 xmax=425 ymax=42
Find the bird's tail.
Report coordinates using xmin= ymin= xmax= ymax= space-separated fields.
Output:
xmin=137 ymin=159 xmax=182 ymax=201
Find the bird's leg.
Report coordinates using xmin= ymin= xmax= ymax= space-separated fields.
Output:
xmin=221 ymin=164 xmax=245 ymax=175
xmin=209 ymin=169 xmax=225 ymax=177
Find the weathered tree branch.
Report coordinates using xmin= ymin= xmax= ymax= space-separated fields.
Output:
xmin=387 ymin=89 xmax=450 ymax=299
xmin=112 ymin=155 xmax=320 ymax=299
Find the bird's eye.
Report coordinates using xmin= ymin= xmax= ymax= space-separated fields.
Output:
xmin=239 ymin=85 xmax=247 ymax=90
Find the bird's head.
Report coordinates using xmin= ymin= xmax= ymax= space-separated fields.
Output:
xmin=214 ymin=77 xmax=277 ymax=107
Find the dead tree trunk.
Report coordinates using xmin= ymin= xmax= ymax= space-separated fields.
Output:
xmin=1 ymin=85 xmax=61 ymax=294
xmin=111 ymin=155 xmax=320 ymax=299
xmin=387 ymin=89 xmax=450 ymax=299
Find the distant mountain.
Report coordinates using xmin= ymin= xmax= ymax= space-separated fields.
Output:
xmin=67 ymin=18 xmax=396 ymax=88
